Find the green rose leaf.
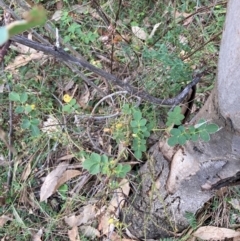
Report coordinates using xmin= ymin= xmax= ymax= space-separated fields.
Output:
xmin=178 ymin=135 xmax=187 ymax=145
xmin=143 ymin=130 xmax=150 ymax=137
xmin=15 ymin=106 xmax=25 ymax=113
xmin=170 ymin=128 xmax=181 ymax=136
xmin=166 ymin=106 xmax=184 ymax=126
xmin=20 ymin=93 xmax=28 ymax=103
xmin=130 ymin=120 xmax=138 ymax=128
xmin=62 ymin=105 xmax=71 ymax=112
xmin=139 ymin=119 xmax=147 ymax=126
xmin=200 ymin=130 xmax=210 ymax=142
xmin=30 ymin=125 xmax=40 ymax=136
xmin=31 ymin=119 xmax=40 ymax=125
xmin=168 ymin=136 xmax=178 ymax=146
xmin=191 ymin=134 xmax=198 ymax=142
xmin=205 ymin=123 xmax=219 ymax=133
xmin=134 ymin=150 xmax=142 ymax=159
xmin=69 ymin=98 xmax=76 ymax=106
xmin=9 ymin=92 xmax=20 ymax=102
xmin=115 ymin=164 xmax=131 ymax=178
xmin=133 ymin=110 xmax=142 ymax=121
xmin=24 ymin=105 xmax=32 ymax=114
xmin=21 ymin=119 xmax=31 ymax=129
xmin=195 ymin=119 xmax=207 ymax=129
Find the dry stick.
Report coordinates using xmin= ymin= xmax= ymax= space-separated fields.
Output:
xmin=6 ymin=84 xmax=14 ymax=188
xmin=11 ymin=35 xmax=202 ymax=106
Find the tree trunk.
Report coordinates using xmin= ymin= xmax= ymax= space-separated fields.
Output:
xmin=121 ymin=0 xmax=240 ymax=239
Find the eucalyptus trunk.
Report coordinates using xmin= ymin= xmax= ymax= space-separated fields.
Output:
xmin=122 ymin=0 xmax=240 ymax=239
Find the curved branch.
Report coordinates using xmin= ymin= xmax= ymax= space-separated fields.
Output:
xmin=11 ymin=35 xmax=202 ymax=106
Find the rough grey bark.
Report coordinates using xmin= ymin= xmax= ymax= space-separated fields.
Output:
xmin=217 ymin=0 xmax=240 ymax=133
xmin=121 ymin=0 xmax=240 ymax=239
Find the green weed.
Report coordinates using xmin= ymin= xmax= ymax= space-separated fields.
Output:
xmin=166 ymin=107 xmax=219 ymax=146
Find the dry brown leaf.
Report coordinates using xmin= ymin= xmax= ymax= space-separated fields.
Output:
xmin=64 ymin=80 xmax=75 ymax=92
xmin=0 ymin=154 xmax=8 ymax=167
xmin=193 ymin=226 xmax=240 ymax=240
xmin=78 ymin=84 xmax=90 ymax=108
xmin=79 ymin=226 xmax=100 ymax=239
xmin=108 ymin=179 xmax=130 ymax=212
xmin=6 ymin=52 xmax=45 ymax=71
xmin=19 ymin=186 xmax=30 ymax=205
xmin=40 ymin=162 xmax=69 ymax=202
xmin=55 ymin=169 xmax=81 ymax=191
xmin=42 ymin=115 xmax=62 ymax=138
xmin=125 ymin=228 xmax=138 ymax=240
xmin=131 ymin=26 xmax=148 ymax=40
xmin=51 ymin=10 xmax=63 ymax=21
xmin=0 ymin=215 xmax=13 ymax=227
xmin=68 ymin=226 xmax=80 ymax=241
xmin=65 ymin=215 xmax=80 ymax=227
xmin=21 ymin=161 xmax=32 ymax=181
xmin=32 ymin=228 xmax=43 ymax=241
xmin=65 ymin=204 xmax=96 ymax=227
xmin=99 ymin=179 xmax=130 ymax=235
xmin=56 ymin=0 xmax=63 ymax=10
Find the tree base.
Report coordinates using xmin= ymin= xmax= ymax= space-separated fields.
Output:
xmin=122 ymin=90 xmax=240 ymax=239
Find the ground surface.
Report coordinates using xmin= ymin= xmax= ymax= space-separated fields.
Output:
xmin=1 ymin=1 xmax=239 ymax=241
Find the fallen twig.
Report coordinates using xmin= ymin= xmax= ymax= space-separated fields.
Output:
xmin=11 ymin=35 xmax=202 ymax=106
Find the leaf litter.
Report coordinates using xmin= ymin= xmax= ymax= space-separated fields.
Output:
xmin=0 ymin=1 xmax=231 ymax=240
xmin=40 ymin=161 xmax=69 ymax=202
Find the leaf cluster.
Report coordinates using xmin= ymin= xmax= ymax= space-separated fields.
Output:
xmin=166 ymin=106 xmax=185 ymax=127
xmin=9 ymin=91 xmax=40 ymax=136
xmin=82 ymin=152 xmax=131 ymax=178
xmin=130 ymin=109 xmax=151 ymax=158
xmin=168 ymin=118 xmax=219 ymax=146
xmin=62 ymin=98 xmax=80 ymax=113
xmin=112 ymin=104 xmax=154 ymax=159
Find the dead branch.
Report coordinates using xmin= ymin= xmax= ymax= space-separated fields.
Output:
xmin=11 ymin=35 xmax=202 ymax=106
